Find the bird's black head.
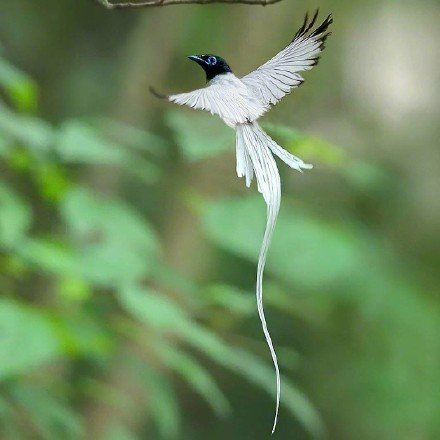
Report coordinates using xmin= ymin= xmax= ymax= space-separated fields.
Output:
xmin=188 ymin=54 xmax=232 ymax=81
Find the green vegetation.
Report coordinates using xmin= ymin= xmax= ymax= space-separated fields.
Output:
xmin=1 ymin=1 xmax=439 ymax=439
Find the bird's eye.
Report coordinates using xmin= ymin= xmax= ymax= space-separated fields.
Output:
xmin=207 ymin=56 xmax=217 ymax=66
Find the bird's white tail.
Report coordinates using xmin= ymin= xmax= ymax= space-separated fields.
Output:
xmin=235 ymin=122 xmax=312 ymax=433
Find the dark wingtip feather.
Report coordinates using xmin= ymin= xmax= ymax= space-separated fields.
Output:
xmin=305 ymin=9 xmax=319 ymax=33
xmin=293 ymin=11 xmax=309 ymax=40
xmin=149 ymin=86 xmax=168 ymax=100
xmin=311 ymin=14 xmax=333 ymax=38
xmin=293 ymin=11 xmax=333 ymax=43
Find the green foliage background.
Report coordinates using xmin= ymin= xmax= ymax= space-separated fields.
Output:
xmin=1 ymin=0 xmax=439 ymax=439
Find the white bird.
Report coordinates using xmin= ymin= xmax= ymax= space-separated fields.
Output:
xmin=151 ymin=10 xmax=332 ymax=433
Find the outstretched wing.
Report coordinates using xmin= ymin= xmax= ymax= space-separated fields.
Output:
xmin=151 ymin=76 xmax=267 ymax=125
xmin=241 ymin=11 xmax=332 ymax=107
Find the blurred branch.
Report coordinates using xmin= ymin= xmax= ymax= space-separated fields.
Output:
xmin=96 ymin=0 xmax=283 ymax=8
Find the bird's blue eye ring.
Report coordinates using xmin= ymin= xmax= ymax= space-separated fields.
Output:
xmin=207 ymin=56 xmax=217 ymax=66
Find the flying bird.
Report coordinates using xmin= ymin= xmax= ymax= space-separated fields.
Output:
xmin=151 ymin=10 xmax=332 ymax=433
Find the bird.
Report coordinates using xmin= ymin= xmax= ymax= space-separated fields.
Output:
xmin=151 ymin=10 xmax=332 ymax=433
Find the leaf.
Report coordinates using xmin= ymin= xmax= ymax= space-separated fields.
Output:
xmin=264 ymin=123 xmax=346 ymax=166
xmin=0 ymin=103 xmax=54 ymax=152
xmin=204 ymin=284 xmax=255 ymax=315
xmin=62 ymin=187 xmax=159 ymax=253
xmin=229 ymin=349 xmax=324 ymax=438
xmin=142 ymin=366 xmax=180 ymax=439
xmin=118 ymin=285 xmax=321 ymax=436
xmin=34 ymin=162 xmax=70 ymax=201
xmin=56 ymin=120 xmax=130 ymax=166
xmin=56 ymin=120 xmax=160 ymax=183
xmin=92 ymin=117 xmax=169 ymax=157
xmin=118 ymin=285 xmax=188 ymax=330
xmin=0 ymin=183 xmax=31 ymax=249
xmin=118 ymin=286 xmax=230 ymax=416
xmin=202 ymin=196 xmax=370 ymax=290
xmin=263 ymin=123 xmax=303 ymax=142
xmin=53 ymin=312 xmax=112 ymax=358
xmin=157 ymin=342 xmax=230 ymax=416
xmin=18 ymin=239 xmax=78 ymax=276
xmin=0 ymin=300 xmax=60 ymax=380
xmin=179 ymin=324 xmax=323 ymax=436
xmin=166 ymin=110 xmax=233 ymax=162
xmin=0 ymin=57 xmax=38 ymax=112
xmin=61 ymin=187 xmax=160 ymax=287
xmin=343 ymin=160 xmax=394 ymax=194
xmin=9 ymin=383 xmax=84 ymax=439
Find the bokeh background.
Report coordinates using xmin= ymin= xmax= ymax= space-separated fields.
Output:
xmin=1 ymin=0 xmax=439 ymax=439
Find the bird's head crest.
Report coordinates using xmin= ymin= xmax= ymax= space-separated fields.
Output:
xmin=188 ymin=54 xmax=232 ymax=81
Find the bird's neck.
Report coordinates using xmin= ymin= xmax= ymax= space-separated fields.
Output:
xmin=206 ymin=68 xmax=233 ymax=82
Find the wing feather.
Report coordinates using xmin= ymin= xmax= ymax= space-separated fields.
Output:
xmin=165 ymin=78 xmax=267 ymax=124
xmin=242 ymin=11 xmax=332 ymax=107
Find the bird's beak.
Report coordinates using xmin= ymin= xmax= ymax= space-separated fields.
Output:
xmin=188 ymin=55 xmax=205 ymax=66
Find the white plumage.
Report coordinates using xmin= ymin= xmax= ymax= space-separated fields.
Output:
xmin=169 ymin=73 xmax=267 ymax=127
xmin=153 ymin=10 xmax=332 ymax=433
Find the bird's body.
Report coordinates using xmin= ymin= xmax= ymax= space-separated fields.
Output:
xmin=169 ymin=71 xmax=268 ymax=127
xmin=151 ymin=11 xmax=332 ymax=433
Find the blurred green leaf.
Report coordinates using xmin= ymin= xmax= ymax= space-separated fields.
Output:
xmin=34 ymin=162 xmax=70 ymax=201
xmin=152 ymin=261 xmax=201 ymax=302
xmin=157 ymin=342 xmax=230 ymax=416
xmin=0 ymin=102 xmax=54 ymax=152
xmin=179 ymin=323 xmax=322 ymax=436
xmin=143 ymin=366 xmax=180 ymax=439
xmin=56 ymin=120 xmax=160 ymax=183
xmin=118 ymin=285 xmax=320 ymax=433
xmin=0 ymin=57 xmax=38 ymax=112
xmin=0 ymin=183 xmax=31 ymax=249
xmin=9 ymin=383 xmax=84 ymax=439
xmin=61 ymin=187 xmax=160 ymax=286
xmin=56 ymin=120 xmax=130 ymax=166
xmin=92 ymin=117 xmax=169 ymax=157
xmin=118 ymin=285 xmax=188 ymax=330
xmin=263 ymin=123 xmax=303 ymax=142
xmin=0 ymin=300 xmax=60 ymax=379
xmin=204 ymin=284 xmax=254 ymax=315
xmin=343 ymin=160 xmax=394 ymax=194
xmin=230 ymin=349 xmax=324 ymax=438
xmin=18 ymin=238 xmax=78 ymax=276
xmin=54 ymin=311 xmax=112 ymax=358
xmin=166 ymin=110 xmax=233 ymax=162
xmin=58 ymin=276 xmax=91 ymax=302
xmin=264 ymin=123 xmax=346 ymax=166
xmin=203 ymin=196 xmax=374 ymax=290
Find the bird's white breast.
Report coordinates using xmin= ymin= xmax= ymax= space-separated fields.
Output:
xmin=209 ymin=73 xmax=268 ymax=127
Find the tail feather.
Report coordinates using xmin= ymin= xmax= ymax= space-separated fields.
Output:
xmin=235 ymin=122 xmax=312 ymax=433
xmin=236 ymin=131 xmax=254 ymax=187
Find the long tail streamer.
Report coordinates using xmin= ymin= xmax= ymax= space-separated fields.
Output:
xmin=235 ymin=122 xmax=311 ymax=433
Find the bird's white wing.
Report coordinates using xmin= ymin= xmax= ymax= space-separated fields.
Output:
xmin=152 ymin=74 xmax=267 ymax=125
xmin=242 ymin=11 xmax=332 ymax=107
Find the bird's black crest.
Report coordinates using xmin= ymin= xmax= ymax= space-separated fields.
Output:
xmin=188 ymin=54 xmax=232 ymax=81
